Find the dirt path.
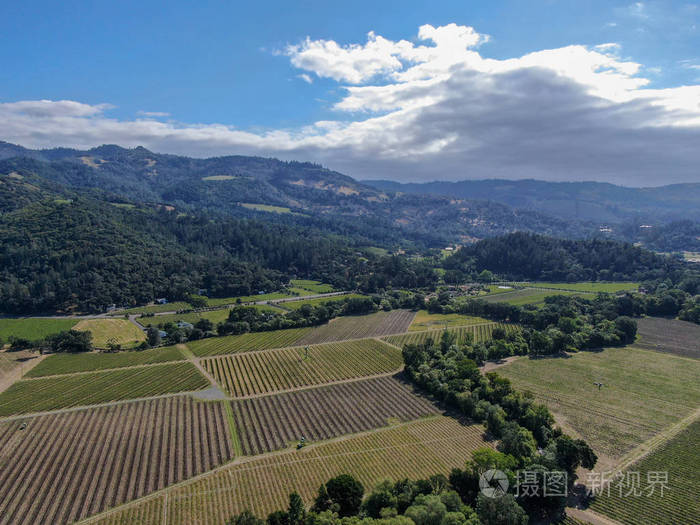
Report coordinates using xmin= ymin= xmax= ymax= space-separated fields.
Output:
xmin=19 ymin=358 xmax=189 ymax=381
xmin=612 ymin=405 xmax=700 ymax=475
xmin=567 ymin=507 xmax=621 ymax=525
xmin=481 ymin=355 xmax=521 ymax=372
xmin=0 ymin=391 xmax=196 ymax=422
xmin=0 ymin=353 xmax=46 ymax=394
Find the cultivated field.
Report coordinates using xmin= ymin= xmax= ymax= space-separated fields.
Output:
xmin=231 ymin=374 xmax=439 ymax=455
xmin=283 ymin=294 xmax=364 ymax=310
xmin=0 ymin=397 xmax=234 ymax=525
xmin=204 ymin=339 xmax=403 ymax=397
xmin=73 ymin=319 xmax=146 ymax=349
xmin=289 ymin=279 xmax=334 ymax=294
xmin=186 ymin=328 xmax=312 ymax=357
xmin=296 ymin=310 xmax=416 ymax=344
xmin=207 ymin=292 xmax=299 ymax=307
xmin=138 ymin=305 xmax=284 ymax=327
xmin=25 ymin=346 xmax=185 ymax=378
xmin=85 ymin=416 xmax=492 ymax=525
xmin=138 ymin=309 xmax=231 ymax=327
xmin=590 ymin=418 xmax=700 ymax=525
xmin=497 ymin=347 xmax=700 ymax=459
xmin=634 ymin=316 xmax=700 ymax=359
xmin=0 ymin=362 xmax=209 ymax=416
xmin=408 ymin=310 xmax=490 ymax=331
xmin=482 ymin=288 xmax=580 ymax=306
xmin=383 ymin=322 xmax=518 ymax=348
xmin=0 ymin=317 xmax=78 ymax=343
xmin=116 ymin=302 xmax=191 ymax=315
xmin=526 ymin=281 xmax=639 ymax=293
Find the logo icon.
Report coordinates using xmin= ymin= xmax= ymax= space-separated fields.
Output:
xmin=479 ymin=469 xmax=509 ymax=498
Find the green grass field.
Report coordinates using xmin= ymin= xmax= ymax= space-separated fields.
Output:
xmin=497 ymin=347 xmax=700 ymax=459
xmin=283 ymin=294 xmax=364 ymax=310
xmin=115 ymin=302 xmax=191 ymax=314
xmin=408 ymin=310 xmax=490 ymax=331
xmin=482 ymin=288 xmax=580 ymax=306
xmin=289 ymin=279 xmax=335 ymax=294
xmin=73 ymin=319 xmax=146 ymax=348
xmin=138 ymin=304 xmax=285 ymax=327
xmin=590 ymin=418 xmax=700 ymax=525
xmin=0 ymin=362 xmax=209 ymax=416
xmin=527 ymin=281 xmax=639 ymax=293
xmin=207 ymin=292 xmax=295 ymax=306
xmin=240 ymin=203 xmax=292 ymax=214
xmin=25 ymin=346 xmax=186 ymax=377
xmin=0 ymin=317 xmax=79 ymax=343
xmin=186 ymin=327 xmax=312 ymax=357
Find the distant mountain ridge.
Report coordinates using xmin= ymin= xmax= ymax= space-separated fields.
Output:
xmin=1 ymin=141 xmax=698 ymax=251
xmin=364 ymin=178 xmax=700 ymax=223
xmin=0 ymin=141 xmax=597 ymax=247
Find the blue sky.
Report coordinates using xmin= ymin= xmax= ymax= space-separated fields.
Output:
xmin=1 ymin=1 xmax=700 ymax=185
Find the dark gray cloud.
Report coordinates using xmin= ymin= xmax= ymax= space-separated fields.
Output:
xmin=2 ymin=24 xmax=699 ymax=186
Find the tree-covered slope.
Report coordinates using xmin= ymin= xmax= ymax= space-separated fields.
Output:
xmin=444 ymin=232 xmax=680 ymax=282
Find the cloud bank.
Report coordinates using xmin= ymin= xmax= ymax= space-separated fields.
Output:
xmin=3 ymin=23 xmax=700 ymax=186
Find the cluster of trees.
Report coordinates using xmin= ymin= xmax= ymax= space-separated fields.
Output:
xmin=228 ymin=439 xmax=594 ymax=525
xmin=0 ymin=188 xmax=438 ymax=315
xmin=217 ymin=297 xmax=378 ymax=335
xmin=401 ymin=331 xmax=596 ymax=521
xmin=6 ymin=329 xmax=95 ymax=353
xmin=444 ymin=232 xmax=679 ymax=282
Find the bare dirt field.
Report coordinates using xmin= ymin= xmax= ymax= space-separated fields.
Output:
xmin=0 ymin=396 xmax=233 ymax=525
xmin=231 ymin=374 xmax=439 ymax=455
xmin=634 ymin=316 xmax=700 ymax=359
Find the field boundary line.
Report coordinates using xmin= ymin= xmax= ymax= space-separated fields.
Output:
xmin=566 ymin=506 xmax=622 ymax=525
xmin=225 ymin=368 xmax=406 ymax=400
xmin=0 ymin=353 xmax=46 ymax=394
xmin=0 ymin=370 xmax=410 ymax=421
xmin=611 ymin=406 xmax=700 ymax=476
xmin=0 ymin=390 xmax=197 ymax=422
xmin=18 ymin=358 xmax=189 ymax=381
xmin=224 ymin=401 xmax=243 ymax=456
xmin=197 ymin=322 xmax=507 ymax=360
xmin=76 ymin=414 xmax=468 ymax=524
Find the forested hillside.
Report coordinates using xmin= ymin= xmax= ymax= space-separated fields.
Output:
xmin=444 ymin=232 xmax=681 ymax=282
xmin=0 ymin=142 xmax=598 ymax=246
xmin=0 ymin=180 xmax=436 ymax=314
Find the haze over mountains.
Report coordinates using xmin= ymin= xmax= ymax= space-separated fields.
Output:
xmin=1 ymin=141 xmax=698 ymax=252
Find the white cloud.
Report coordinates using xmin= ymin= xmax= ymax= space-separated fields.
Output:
xmin=136 ymin=110 xmax=170 ymax=118
xmin=297 ymin=73 xmax=313 ymax=84
xmin=2 ymin=23 xmax=700 ymax=185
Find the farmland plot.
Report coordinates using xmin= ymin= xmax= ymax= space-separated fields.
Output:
xmin=0 ymin=362 xmax=209 ymax=416
xmin=498 ymin=347 xmax=700 ymax=459
xmin=87 ymin=416 xmax=492 ymax=525
xmin=186 ymin=328 xmax=312 ymax=357
xmin=481 ymin=288 xmax=579 ymax=306
xmin=383 ymin=322 xmax=518 ymax=348
xmin=0 ymin=397 xmax=233 ymax=525
xmin=591 ymin=418 xmax=700 ymax=525
xmin=231 ymin=374 xmax=439 ymax=455
xmin=297 ymin=309 xmax=416 ymax=344
xmin=73 ymin=319 xmax=146 ymax=349
xmin=408 ymin=310 xmax=490 ymax=331
xmin=204 ymin=339 xmax=403 ymax=397
xmin=0 ymin=317 xmax=78 ymax=343
xmin=25 ymin=345 xmax=185 ymax=377
xmin=634 ymin=316 xmax=700 ymax=359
